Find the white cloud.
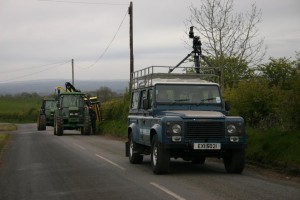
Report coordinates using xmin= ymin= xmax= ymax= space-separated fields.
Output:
xmin=0 ymin=0 xmax=299 ymax=83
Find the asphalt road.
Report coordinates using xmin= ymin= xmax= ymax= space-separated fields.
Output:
xmin=0 ymin=124 xmax=299 ymax=200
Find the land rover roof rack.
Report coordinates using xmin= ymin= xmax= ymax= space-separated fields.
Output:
xmin=131 ymin=66 xmax=219 ymax=89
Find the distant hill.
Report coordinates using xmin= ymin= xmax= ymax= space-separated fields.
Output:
xmin=0 ymin=79 xmax=128 ymax=95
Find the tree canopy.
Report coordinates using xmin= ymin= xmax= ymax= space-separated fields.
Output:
xmin=186 ymin=0 xmax=266 ymax=88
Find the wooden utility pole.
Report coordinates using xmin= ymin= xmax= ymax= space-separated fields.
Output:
xmin=71 ymin=59 xmax=74 ymax=86
xmin=128 ymin=2 xmax=134 ymax=87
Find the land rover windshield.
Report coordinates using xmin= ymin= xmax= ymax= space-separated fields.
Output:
xmin=155 ymin=84 xmax=221 ymax=104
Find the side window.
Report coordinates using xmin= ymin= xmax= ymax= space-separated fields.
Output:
xmin=60 ymin=96 xmax=64 ymax=107
xmin=79 ymin=96 xmax=84 ymax=107
xmin=148 ymin=89 xmax=152 ymax=109
xmin=131 ymin=91 xmax=139 ymax=109
xmin=139 ymin=90 xmax=147 ymax=109
xmin=42 ymin=101 xmax=46 ymax=109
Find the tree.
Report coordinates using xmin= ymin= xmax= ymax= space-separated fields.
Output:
xmin=225 ymin=79 xmax=277 ymax=128
xmin=186 ymin=0 xmax=266 ymax=88
xmin=203 ymin=56 xmax=254 ymax=88
xmin=95 ymin=86 xmax=118 ymax=102
xmin=258 ymin=57 xmax=298 ymax=89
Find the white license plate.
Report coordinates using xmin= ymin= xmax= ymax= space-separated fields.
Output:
xmin=193 ymin=143 xmax=221 ymax=150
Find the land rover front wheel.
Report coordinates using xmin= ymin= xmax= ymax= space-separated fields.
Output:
xmin=128 ymin=133 xmax=143 ymax=164
xmin=151 ymin=135 xmax=170 ymax=174
xmin=223 ymin=149 xmax=245 ymax=173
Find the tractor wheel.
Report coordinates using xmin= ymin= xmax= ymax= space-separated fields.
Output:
xmin=40 ymin=115 xmax=46 ymax=130
xmin=37 ymin=115 xmax=46 ymax=131
xmin=55 ymin=117 xmax=64 ymax=136
xmin=83 ymin=115 xmax=91 ymax=135
xmin=37 ymin=116 xmax=41 ymax=131
xmin=53 ymin=119 xmax=57 ymax=135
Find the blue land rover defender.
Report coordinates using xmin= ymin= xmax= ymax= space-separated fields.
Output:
xmin=125 ymin=66 xmax=246 ymax=174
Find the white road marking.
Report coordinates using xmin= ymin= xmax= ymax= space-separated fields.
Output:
xmin=95 ymin=154 xmax=126 ymax=171
xmin=73 ymin=143 xmax=86 ymax=150
xmin=150 ymin=182 xmax=186 ymax=200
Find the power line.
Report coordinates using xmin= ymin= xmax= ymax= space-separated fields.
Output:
xmin=39 ymin=0 xmax=129 ymax=70
xmin=79 ymin=10 xmax=128 ymax=69
xmin=38 ymin=0 xmax=128 ymax=6
xmin=0 ymin=60 xmax=70 ymax=74
xmin=0 ymin=60 xmax=70 ymax=83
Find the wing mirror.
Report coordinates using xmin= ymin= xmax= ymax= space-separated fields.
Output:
xmin=225 ymin=101 xmax=230 ymax=111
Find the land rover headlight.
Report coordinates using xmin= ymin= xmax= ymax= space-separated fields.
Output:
xmin=172 ymin=124 xmax=182 ymax=134
xmin=227 ymin=124 xmax=237 ymax=135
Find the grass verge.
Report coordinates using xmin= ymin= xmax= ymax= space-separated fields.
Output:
xmin=246 ymin=127 xmax=300 ymax=174
xmin=0 ymin=134 xmax=11 ymax=155
xmin=97 ymin=120 xmax=127 ymax=139
xmin=0 ymin=123 xmax=17 ymax=131
xmin=0 ymin=124 xmax=15 ymax=156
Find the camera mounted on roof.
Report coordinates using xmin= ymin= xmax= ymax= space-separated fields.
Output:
xmin=169 ymin=26 xmax=213 ymax=74
xmin=189 ymin=26 xmax=202 ymax=55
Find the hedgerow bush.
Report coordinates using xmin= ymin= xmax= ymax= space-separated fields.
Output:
xmin=224 ymin=77 xmax=300 ymax=131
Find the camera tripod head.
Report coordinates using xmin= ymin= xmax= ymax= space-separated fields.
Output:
xmin=169 ymin=26 xmax=209 ymax=74
xmin=189 ymin=26 xmax=202 ymax=54
xmin=189 ymin=26 xmax=194 ymax=38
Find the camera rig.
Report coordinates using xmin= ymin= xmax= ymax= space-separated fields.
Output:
xmin=169 ymin=26 xmax=212 ymax=74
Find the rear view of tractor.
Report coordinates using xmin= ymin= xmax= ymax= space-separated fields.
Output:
xmin=53 ymin=82 xmax=101 ymax=136
xmin=37 ymin=98 xmax=57 ymax=131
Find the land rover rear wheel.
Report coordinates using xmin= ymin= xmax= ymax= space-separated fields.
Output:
xmin=151 ymin=135 xmax=170 ymax=174
xmin=128 ymin=133 xmax=143 ymax=164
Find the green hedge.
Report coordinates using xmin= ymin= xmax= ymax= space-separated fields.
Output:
xmin=0 ymin=134 xmax=10 ymax=154
xmin=0 ymin=108 xmax=38 ymax=123
xmin=246 ymin=128 xmax=300 ymax=173
xmin=224 ymin=78 xmax=300 ymax=130
xmin=96 ymin=94 xmax=129 ymax=137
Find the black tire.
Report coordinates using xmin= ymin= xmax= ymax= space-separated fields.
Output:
xmin=128 ymin=133 xmax=143 ymax=164
xmin=37 ymin=116 xmax=41 ymax=131
xmin=192 ymin=156 xmax=206 ymax=165
xmin=151 ymin=135 xmax=170 ymax=174
xmin=53 ymin=119 xmax=57 ymax=135
xmin=37 ymin=115 xmax=46 ymax=131
xmin=40 ymin=115 xmax=46 ymax=130
xmin=55 ymin=117 xmax=64 ymax=136
xmin=223 ymin=149 xmax=245 ymax=173
xmin=83 ymin=116 xmax=91 ymax=135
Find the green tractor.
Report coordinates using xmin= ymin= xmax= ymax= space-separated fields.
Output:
xmin=53 ymin=83 xmax=92 ymax=136
xmin=37 ymin=98 xmax=57 ymax=131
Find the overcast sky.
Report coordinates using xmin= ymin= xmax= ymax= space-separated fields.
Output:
xmin=0 ymin=0 xmax=299 ymax=83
